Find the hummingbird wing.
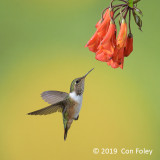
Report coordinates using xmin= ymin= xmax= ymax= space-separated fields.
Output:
xmin=28 ymin=101 xmax=66 ymax=115
xmin=41 ymin=91 xmax=68 ymax=104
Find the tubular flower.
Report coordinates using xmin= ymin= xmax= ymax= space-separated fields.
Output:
xmin=124 ymin=33 xmax=133 ymax=57
xmin=95 ymin=50 xmax=109 ymax=62
xmin=95 ymin=9 xmax=110 ymax=28
xmin=85 ymin=9 xmax=114 ymax=53
xmin=107 ymin=48 xmax=124 ymax=69
xmin=97 ymin=9 xmax=114 ymax=39
xmin=116 ymin=19 xmax=127 ymax=49
xmin=96 ymin=21 xmax=116 ymax=62
xmin=85 ymin=0 xmax=143 ymax=69
xmin=85 ymin=31 xmax=100 ymax=53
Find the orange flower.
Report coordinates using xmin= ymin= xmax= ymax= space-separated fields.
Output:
xmin=100 ymin=22 xmax=116 ymax=53
xmin=95 ymin=21 xmax=116 ymax=62
xmin=85 ymin=31 xmax=100 ymax=53
xmin=124 ymin=33 xmax=133 ymax=57
xmin=85 ymin=0 xmax=143 ymax=69
xmin=107 ymin=47 xmax=124 ymax=69
xmin=97 ymin=9 xmax=114 ymax=39
xmin=95 ymin=50 xmax=110 ymax=62
xmin=95 ymin=9 xmax=111 ymax=28
xmin=85 ymin=9 xmax=114 ymax=54
xmin=107 ymin=59 xmax=119 ymax=68
xmin=117 ymin=19 xmax=127 ymax=49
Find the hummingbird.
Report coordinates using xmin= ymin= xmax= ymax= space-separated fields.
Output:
xmin=28 ymin=68 xmax=94 ymax=140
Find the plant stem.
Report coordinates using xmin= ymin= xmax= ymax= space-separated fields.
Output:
xmin=114 ymin=6 xmax=121 ymax=13
xmin=113 ymin=0 xmax=127 ymax=3
xmin=101 ymin=4 xmax=126 ymax=21
xmin=101 ymin=7 xmax=109 ymax=21
xmin=113 ymin=4 xmax=127 ymax=8
xmin=114 ymin=6 xmax=127 ymax=20
xmin=129 ymin=9 xmax=132 ymax=33
xmin=124 ymin=7 xmax=129 ymax=19
xmin=117 ymin=0 xmax=127 ymax=3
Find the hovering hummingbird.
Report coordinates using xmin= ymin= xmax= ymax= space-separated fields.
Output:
xmin=28 ymin=68 xmax=94 ymax=140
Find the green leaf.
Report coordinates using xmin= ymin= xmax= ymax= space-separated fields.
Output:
xmin=133 ymin=10 xmax=142 ymax=31
xmin=134 ymin=7 xmax=143 ymax=16
xmin=128 ymin=0 xmax=134 ymax=8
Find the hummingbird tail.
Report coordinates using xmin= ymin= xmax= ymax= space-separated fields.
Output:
xmin=64 ymin=127 xmax=68 ymax=141
xmin=64 ymin=119 xmax=73 ymax=141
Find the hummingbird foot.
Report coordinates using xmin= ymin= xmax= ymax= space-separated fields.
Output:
xmin=74 ymin=115 xmax=79 ymax=121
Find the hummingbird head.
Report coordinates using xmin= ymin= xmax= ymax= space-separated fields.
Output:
xmin=70 ymin=68 xmax=94 ymax=95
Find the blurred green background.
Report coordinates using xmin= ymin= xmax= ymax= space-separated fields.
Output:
xmin=0 ymin=0 xmax=159 ymax=160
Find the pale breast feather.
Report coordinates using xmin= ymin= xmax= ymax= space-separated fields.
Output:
xmin=69 ymin=91 xmax=83 ymax=118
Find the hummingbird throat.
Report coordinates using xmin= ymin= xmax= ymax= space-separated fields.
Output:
xmin=69 ymin=91 xmax=83 ymax=104
xmin=69 ymin=91 xmax=83 ymax=119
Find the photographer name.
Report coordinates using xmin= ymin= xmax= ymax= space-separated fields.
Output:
xmin=121 ymin=148 xmax=153 ymax=155
xmin=93 ymin=148 xmax=153 ymax=155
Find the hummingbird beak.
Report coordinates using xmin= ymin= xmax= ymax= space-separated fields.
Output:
xmin=82 ymin=68 xmax=94 ymax=79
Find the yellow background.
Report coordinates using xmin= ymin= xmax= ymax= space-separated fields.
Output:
xmin=0 ymin=0 xmax=159 ymax=160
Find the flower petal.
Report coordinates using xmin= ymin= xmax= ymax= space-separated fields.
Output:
xmin=116 ymin=19 xmax=127 ymax=49
xmin=85 ymin=32 xmax=100 ymax=53
xmin=124 ymin=34 xmax=133 ymax=57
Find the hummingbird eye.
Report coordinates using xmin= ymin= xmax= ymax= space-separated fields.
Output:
xmin=76 ymin=80 xmax=80 ymax=84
